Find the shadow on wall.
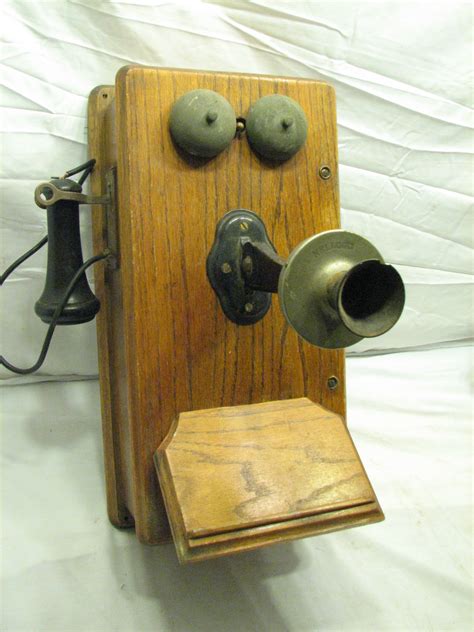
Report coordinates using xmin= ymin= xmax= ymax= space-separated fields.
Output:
xmin=110 ymin=528 xmax=310 ymax=632
xmin=13 ymin=381 xmax=326 ymax=631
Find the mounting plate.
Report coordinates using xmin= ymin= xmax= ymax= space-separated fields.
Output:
xmin=206 ymin=210 xmax=276 ymax=325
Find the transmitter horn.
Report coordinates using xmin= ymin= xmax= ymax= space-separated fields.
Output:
xmin=207 ymin=210 xmax=405 ymax=349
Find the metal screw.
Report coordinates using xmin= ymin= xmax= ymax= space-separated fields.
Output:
xmin=242 ymin=255 xmax=253 ymax=276
xmin=236 ymin=119 xmax=246 ymax=133
xmin=327 ymin=376 xmax=339 ymax=390
xmin=240 ymin=221 xmax=249 ymax=231
xmin=221 ymin=262 xmax=232 ymax=274
xmin=319 ymin=165 xmax=332 ymax=180
xmin=244 ymin=302 xmax=254 ymax=313
xmin=206 ymin=110 xmax=218 ymax=124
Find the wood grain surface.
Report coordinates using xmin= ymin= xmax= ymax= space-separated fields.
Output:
xmin=89 ymin=67 xmax=348 ymax=545
xmin=155 ymin=398 xmax=383 ymax=563
xmin=88 ymin=85 xmax=134 ymax=529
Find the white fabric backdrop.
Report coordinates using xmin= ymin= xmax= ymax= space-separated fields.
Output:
xmin=1 ymin=0 xmax=472 ymax=380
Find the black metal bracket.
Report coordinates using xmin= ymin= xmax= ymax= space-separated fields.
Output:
xmin=206 ymin=210 xmax=284 ymax=325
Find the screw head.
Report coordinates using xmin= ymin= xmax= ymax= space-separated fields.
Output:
xmin=244 ymin=302 xmax=254 ymax=313
xmin=242 ymin=255 xmax=253 ymax=276
xmin=206 ymin=110 xmax=218 ymax=124
xmin=221 ymin=262 xmax=232 ymax=274
xmin=327 ymin=376 xmax=339 ymax=390
xmin=240 ymin=221 xmax=249 ymax=231
xmin=319 ymin=165 xmax=332 ymax=180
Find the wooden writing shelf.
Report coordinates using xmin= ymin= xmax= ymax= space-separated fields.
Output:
xmin=155 ymin=398 xmax=383 ymax=562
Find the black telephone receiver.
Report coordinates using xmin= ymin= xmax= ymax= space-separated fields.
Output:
xmin=0 ymin=159 xmax=109 ymax=374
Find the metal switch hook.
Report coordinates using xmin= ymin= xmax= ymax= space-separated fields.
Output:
xmin=34 ymin=181 xmax=109 ymax=209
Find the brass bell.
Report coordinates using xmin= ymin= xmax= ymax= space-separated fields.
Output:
xmin=246 ymin=94 xmax=308 ymax=162
xmin=169 ymin=89 xmax=237 ymax=158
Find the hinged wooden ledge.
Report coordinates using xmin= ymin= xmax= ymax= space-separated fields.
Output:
xmin=155 ymin=398 xmax=383 ymax=563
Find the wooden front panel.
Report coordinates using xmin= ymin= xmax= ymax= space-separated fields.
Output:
xmin=90 ymin=67 xmax=346 ymax=544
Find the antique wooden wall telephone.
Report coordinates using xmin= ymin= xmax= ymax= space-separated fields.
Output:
xmin=1 ymin=67 xmax=405 ymax=562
